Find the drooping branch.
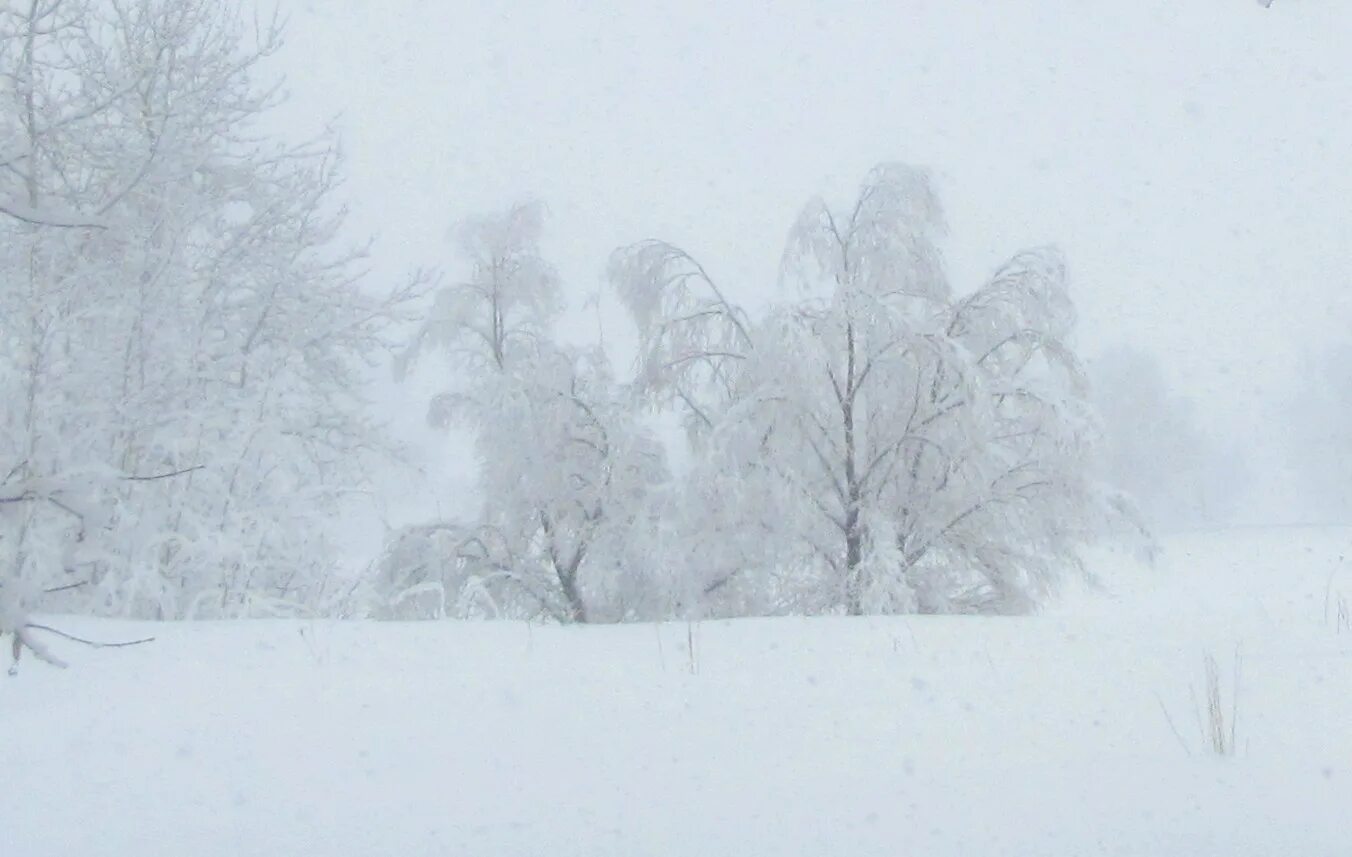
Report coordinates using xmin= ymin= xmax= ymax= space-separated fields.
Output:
xmin=24 ymin=623 xmax=157 ymax=649
xmin=122 ymin=465 xmax=205 ymax=482
xmin=0 ymin=198 xmax=109 ymax=229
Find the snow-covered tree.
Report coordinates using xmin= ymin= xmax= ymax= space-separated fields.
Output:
xmin=390 ymin=202 xmax=668 ymax=622
xmin=1090 ymin=346 xmax=1248 ymax=532
xmin=0 ymin=0 xmax=421 ymax=619
xmin=612 ymin=163 xmax=1106 ymax=615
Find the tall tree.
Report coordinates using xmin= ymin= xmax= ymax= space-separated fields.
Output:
xmin=391 ymin=202 xmax=668 ymax=622
xmin=0 ymin=0 xmax=421 ymax=619
xmin=612 ymin=164 xmax=1105 ymax=615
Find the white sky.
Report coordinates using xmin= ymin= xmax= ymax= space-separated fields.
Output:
xmin=265 ymin=0 xmax=1351 ymax=529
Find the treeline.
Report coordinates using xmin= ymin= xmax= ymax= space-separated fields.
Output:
xmin=2 ymin=0 xmax=1139 ymax=623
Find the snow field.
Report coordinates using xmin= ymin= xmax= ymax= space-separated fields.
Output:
xmin=4 ymin=528 xmax=1351 ymax=855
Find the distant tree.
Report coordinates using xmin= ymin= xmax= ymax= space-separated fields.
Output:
xmin=1090 ymin=346 xmax=1247 ymax=533
xmin=400 ymin=202 xmax=561 ymax=377
xmin=1284 ymin=344 xmax=1352 ymax=522
xmin=612 ymin=163 xmax=1108 ymax=615
xmin=391 ymin=203 xmax=668 ymax=622
xmin=0 ymin=0 xmax=422 ymax=620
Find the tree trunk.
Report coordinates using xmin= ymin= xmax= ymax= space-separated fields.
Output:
xmin=844 ymin=520 xmax=863 ymax=615
xmin=541 ymin=511 xmax=589 ymax=623
xmin=558 ymin=569 xmax=588 ymax=624
xmin=842 ymin=320 xmax=864 ymax=615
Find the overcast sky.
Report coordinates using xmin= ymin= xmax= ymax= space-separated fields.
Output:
xmin=265 ymin=0 xmax=1350 ymax=528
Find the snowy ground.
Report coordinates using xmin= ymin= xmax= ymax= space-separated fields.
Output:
xmin=4 ymin=528 xmax=1352 ymax=855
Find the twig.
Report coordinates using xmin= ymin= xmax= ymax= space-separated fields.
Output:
xmin=122 ymin=465 xmax=204 ymax=482
xmin=0 ymin=199 xmax=108 ymax=229
xmin=42 ymin=580 xmax=89 ymax=595
xmin=24 ymin=623 xmax=156 ymax=648
xmin=1155 ymin=691 xmax=1192 ymax=757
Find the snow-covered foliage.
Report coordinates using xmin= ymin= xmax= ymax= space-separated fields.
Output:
xmin=388 ymin=203 xmax=669 ymax=622
xmin=0 ymin=2 xmax=1171 ymax=625
xmin=0 ymin=0 xmax=420 ymax=619
xmin=613 ymin=164 xmax=1108 ymax=615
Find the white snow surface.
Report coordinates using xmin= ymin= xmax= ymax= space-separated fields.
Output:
xmin=5 ymin=527 xmax=1352 ymax=855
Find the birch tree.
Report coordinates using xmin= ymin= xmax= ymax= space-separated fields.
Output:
xmin=612 ymin=164 xmax=1105 ymax=615
xmin=390 ymin=202 xmax=668 ymax=622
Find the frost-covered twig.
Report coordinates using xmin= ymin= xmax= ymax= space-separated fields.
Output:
xmin=24 ymin=623 xmax=157 ymax=649
xmin=0 ymin=198 xmax=109 ymax=229
xmin=122 ymin=465 xmax=205 ymax=482
xmin=5 ymin=621 xmax=156 ymax=676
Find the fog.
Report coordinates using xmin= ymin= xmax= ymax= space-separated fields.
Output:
xmin=6 ymin=5 xmax=1352 ymax=849
xmin=264 ymin=0 xmax=1350 ymax=535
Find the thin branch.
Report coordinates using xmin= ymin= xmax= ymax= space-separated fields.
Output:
xmin=661 ymin=350 xmax=747 ymax=372
xmin=0 ymin=198 xmax=108 ymax=229
xmin=122 ymin=464 xmax=204 ymax=482
xmin=25 ymin=623 xmax=156 ymax=648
